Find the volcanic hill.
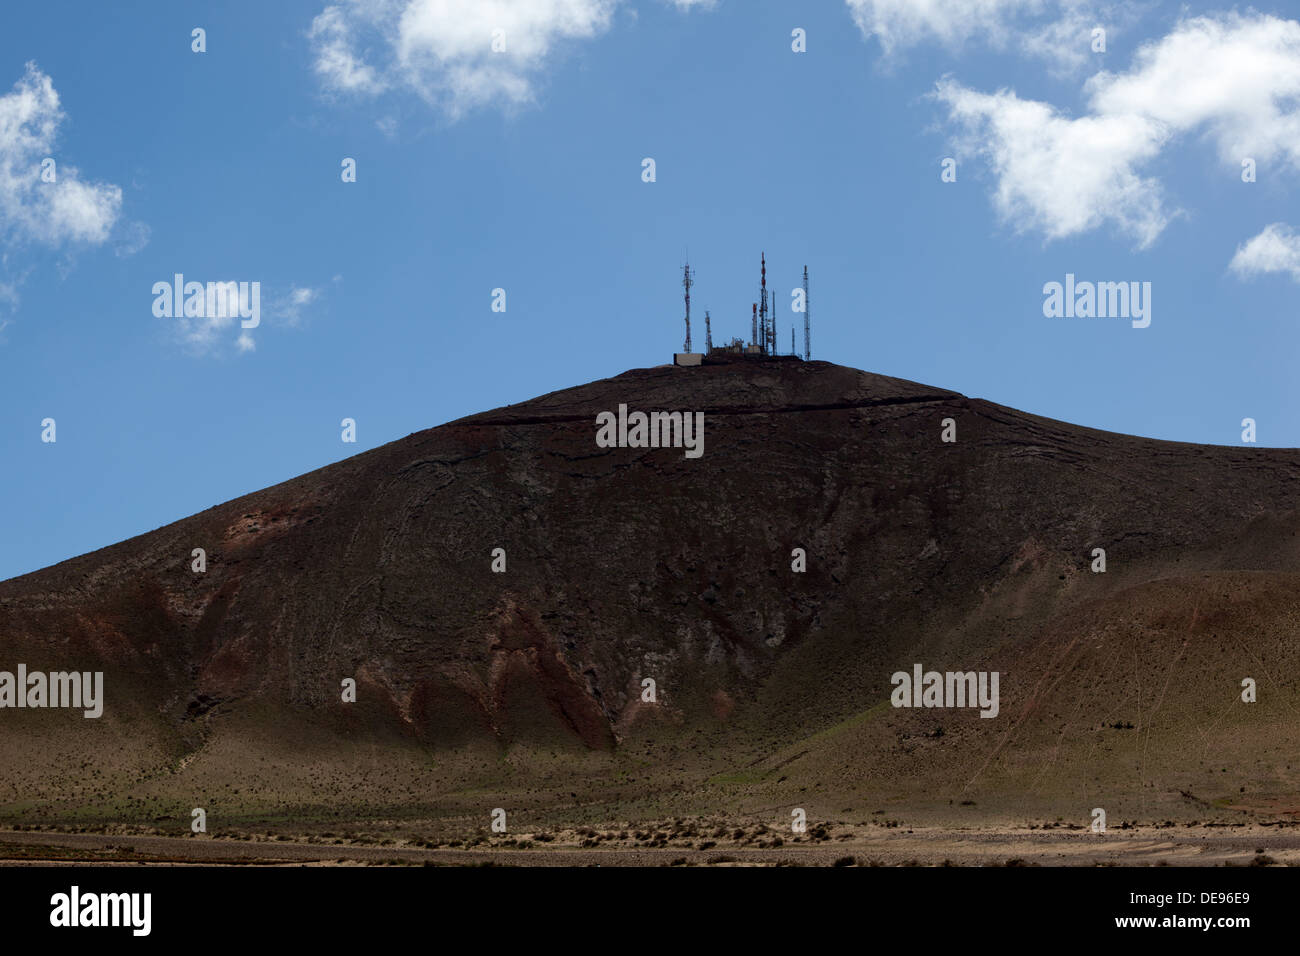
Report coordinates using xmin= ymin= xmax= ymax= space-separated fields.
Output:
xmin=2 ymin=358 xmax=1299 ymax=833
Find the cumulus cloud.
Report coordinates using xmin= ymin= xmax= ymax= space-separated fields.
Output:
xmin=1021 ymin=1 xmax=1118 ymax=73
xmin=310 ymin=4 xmax=389 ymax=95
xmin=935 ymin=12 xmax=1300 ymax=246
xmin=309 ymin=0 xmax=618 ymax=117
xmin=935 ymin=79 xmax=1171 ymax=247
xmin=171 ymin=282 xmax=259 ymax=356
xmin=0 ymin=280 xmax=17 ymax=334
xmin=170 ymin=282 xmax=324 ymax=356
xmin=845 ymin=0 xmax=1123 ymax=69
xmin=1230 ymin=223 xmax=1300 ymax=282
xmin=176 ymin=312 xmax=239 ymax=355
xmin=276 ymin=285 xmax=320 ymax=326
xmin=0 ymin=63 xmax=122 ymax=247
xmin=1087 ymin=12 xmax=1300 ymax=170
xmin=848 ymin=0 xmax=1046 ymax=53
xmin=113 ymin=220 xmax=150 ymax=258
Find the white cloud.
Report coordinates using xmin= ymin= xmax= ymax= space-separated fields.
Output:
xmin=175 ymin=283 xmax=325 ymax=356
xmin=1021 ymin=1 xmax=1117 ymax=74
xmin=113 ymin=220 xmax=150 ymax=258
xmin=1230 ymin=223 xmax=1300 ymax=282
xmin=310 ymin=4 xmax=389 ymax=95
xmin=847 ymin=0 xmax=1047 ymax=54
xmin=1087 ymin=12 xmax=1300 ymax=170
xmin=935 ymin=12 xmax=1300 ymax=246
xmin=176 ymin=311 xmax=239 ymax=355
xmin=845 ymin=0 xmax=1122 ymax=69
xmin=172 ymin=282 xmax=258 ymax=356
xmin=935 ymin=79 xmax=1171 ymax=247
xmin=167 ymin=282 xmax=323 ymax=356
xmin=0 ymin=63 xmax=122 ymax=247
xmin=309 ymin=0 xmax=618 ymax=117
xmin=665 ymin=0 xmax=718 ymax=9
xmin=277 ymin=285 xmax=320 ymax=326
xmin=0 ymin=280 xmax=17 ymax=333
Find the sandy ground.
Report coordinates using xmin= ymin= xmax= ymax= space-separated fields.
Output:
xmin=1 ymin=825 xmax=1296 ymax=866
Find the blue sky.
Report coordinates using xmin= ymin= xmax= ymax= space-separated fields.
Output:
xmin=1 ymin=0 xmax=1297 ymax=580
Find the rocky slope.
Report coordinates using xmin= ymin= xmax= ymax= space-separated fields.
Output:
xmin=2 ymin=357 xmax=1298 ymax=830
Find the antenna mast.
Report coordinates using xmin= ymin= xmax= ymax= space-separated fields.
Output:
xmin=682 ymin=262 xmax=694 ymax=353
xmin=704 ymin=309 xmax=712 ymax=352
xmin=769 ymin=289 xmax=776 ymax=355
xmin=802 ymin=265 xmax=811 ymax=361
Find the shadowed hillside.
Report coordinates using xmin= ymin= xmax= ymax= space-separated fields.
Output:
xmin=2 ymin=358 xmax=1298 ymax=834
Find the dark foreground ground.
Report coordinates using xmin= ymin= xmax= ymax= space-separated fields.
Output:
xmin=2 ymin=824 xmax=1296 ymax=867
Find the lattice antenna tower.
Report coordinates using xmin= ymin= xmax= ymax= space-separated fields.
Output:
xmin=682 ymin=262 xmax=694 ymax=353
xmin=802 ymin=265 xmax=811 ymax=361
xmin=769 ymin=289 xmax=776 ymax=355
